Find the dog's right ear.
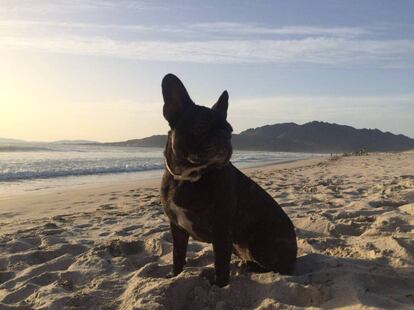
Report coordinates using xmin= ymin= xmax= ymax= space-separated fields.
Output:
xmin=162 ymin=74 xmax=194 ymax=127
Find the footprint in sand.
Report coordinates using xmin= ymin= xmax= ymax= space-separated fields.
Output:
xmin=106 ymin=239 xmax=143 ymax=257
xmin=97 ymin=203 xmax=117 ymax=210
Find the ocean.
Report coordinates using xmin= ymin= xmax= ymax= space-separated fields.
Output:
xmin=0 ymin=144 xmax=319 ymax=196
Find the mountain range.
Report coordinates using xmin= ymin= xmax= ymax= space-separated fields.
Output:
xmin=2 ymin=122 xmax=413 ymax=153
xmin=104 ymin=121 xmax=414 ymax=153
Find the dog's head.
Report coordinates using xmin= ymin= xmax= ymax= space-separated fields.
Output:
xmin=162 ymin=74 xmax=233 ymax=174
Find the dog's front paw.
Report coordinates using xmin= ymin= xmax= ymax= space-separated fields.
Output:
xmin=165 ymin=272 xmax=175 ymax=279
xmin=200 ymin=267 xmax=215 ymax=283
xmin=166 ymin=269 xmax=182 ymax=279
xmin=212 ymin=277 xmax=229 ymax=288
xmin=200 ymin=269 xmax=229 ymax=287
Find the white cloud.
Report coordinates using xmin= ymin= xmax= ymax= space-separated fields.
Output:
xmin=189 ymin=23 xmax=369 ymax=38
xmin=1 ymin=34 xmax=414 ymax=67
xmin=0 ymin=20 xmax=151 ymax=32
xmin=0 ymin=20 xmax=368 ymax=37
xmin=0 ymin=0 xmax=145 ymax=13
xmin=0 ymin=0 xmax=182 ymax=16
xmin=0 ymin=18 xmax=413 ymax=67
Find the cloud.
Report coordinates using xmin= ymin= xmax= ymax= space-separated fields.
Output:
xmin=189 ymin=23 xmax=369 ymax=38
xmin=0 ymin=20 xmax=369 ymax=38
xmin=0 ymin=1 xmax=183 ymax=16
xmin=0 ymin=0 xmax=146 ymax=13
xmin=1 ymin=18 xmax=413 ymax=67
xmin=0 ymin=20 xmax=151 ymax=32
xmin=1 ymin=34 xmax=414 ymax=67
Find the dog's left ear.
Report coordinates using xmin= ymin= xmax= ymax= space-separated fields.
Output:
xmin=162 ymin=74 xmax=194 ymax=127
xmin=212 ymin=90 xmax=229 ymax=119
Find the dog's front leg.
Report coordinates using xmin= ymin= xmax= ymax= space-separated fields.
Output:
xmin=212 ymin=223 xmax=232 ymax=287
xmin=168 ymin=222 xmax=189 ymax=277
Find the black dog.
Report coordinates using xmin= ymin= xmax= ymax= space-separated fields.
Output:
xmin=160 ymin=74 xmax=297 ymax=287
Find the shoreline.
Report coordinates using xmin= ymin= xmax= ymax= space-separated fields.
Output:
xmin=0 ymin=151 xmax=413 ymax=308
xmin=0 ymin=156 xmax=325 ymax=199
xmin=0 ymin=147 xmax=321 ymax=197
xmin=0 ymin=157 xmax=325 ymax=226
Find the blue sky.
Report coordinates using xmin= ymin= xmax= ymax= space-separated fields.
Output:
xmin=1 ymin=0 xmax=413 ymax=141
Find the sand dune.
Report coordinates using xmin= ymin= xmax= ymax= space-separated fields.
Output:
xmin=0 ymin=152 xmax=413 ymax=309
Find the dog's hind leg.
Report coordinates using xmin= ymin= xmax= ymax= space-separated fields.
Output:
xmin=248 ymin=234 xmax=297 ymax=275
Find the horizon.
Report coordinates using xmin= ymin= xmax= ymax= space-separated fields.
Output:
xmin=1 ymin=1 xmax=414 ymax=141
xmin=1 ymin=119 xmax=413 ymax=144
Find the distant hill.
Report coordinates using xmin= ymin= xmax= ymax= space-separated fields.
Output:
xmin=0 ymin=137 xmax=29 ymax=145
xmin=0 ymin=138 xmax=101 ymax=147
xmin=105 ymin=135 xmax=167 ymax=148
xmin=104 ymin=121 xmax=414 ymax=153
xmin=52 ymin=140 xmax=99 ymax=145
xmin=0 ymin=137 xmax=51 ymax=151
xmin=0 ymin=146 xmax=52 ymax=152
xmin=233 ymin=121 xmax=414 ymax=152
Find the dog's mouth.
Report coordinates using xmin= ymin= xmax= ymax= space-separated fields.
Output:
xmin=165 ymin=148 xmax=232 ymax=182
xmin=187 ymin=157 xmax=202 ymax=165
xmin=164 ymin=157 xmax=210 ymax=182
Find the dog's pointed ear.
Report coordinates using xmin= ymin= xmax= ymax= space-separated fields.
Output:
xmin=162 ymin=74 xmax=193 ymax=127
xmin=212 ymin=90 xmax=229 ymax=119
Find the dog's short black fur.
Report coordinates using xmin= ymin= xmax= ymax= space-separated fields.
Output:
xmin=160 ymin=74 xmax=297 ymax=287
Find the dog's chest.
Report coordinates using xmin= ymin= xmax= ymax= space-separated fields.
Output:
xmin=167 ymin=201 xmax=211 ymax=241
xmin=163 ymin=184 xmax=214 ymax=242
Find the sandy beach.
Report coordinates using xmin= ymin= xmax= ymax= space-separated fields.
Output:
xmin=0 ymin=152 xmax=413 ymax=309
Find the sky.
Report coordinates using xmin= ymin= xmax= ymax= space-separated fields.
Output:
xmin=0 ymin=0 xmax=414 ymax=142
